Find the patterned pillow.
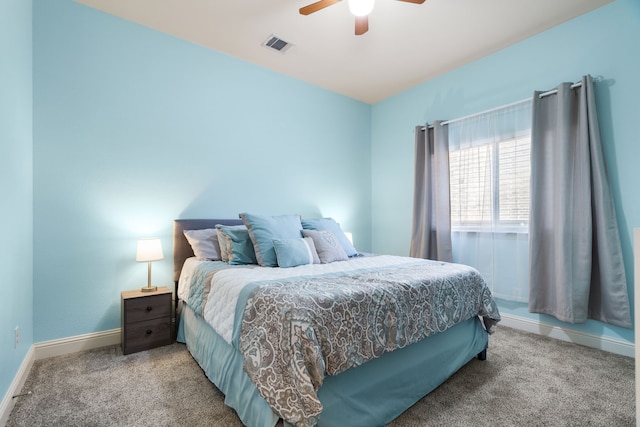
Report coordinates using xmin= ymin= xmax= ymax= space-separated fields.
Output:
xmin=272 ymin=237 xmax=320 ymax=268
xmin=301 ymin=229 xmax=348 ymax=264
xmin=183 ymin=228 xmax=221 ymax=260
xmin=301 ymin=218 xmax=357 ymax=257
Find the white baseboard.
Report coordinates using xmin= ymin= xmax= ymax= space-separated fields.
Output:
xmin=0 ymin=346 xmax=35 ymax=427
xmin=33 ymin=328 xmax=121 ymax=360
xmin=500 ymin=313 xmax=634 ymax=358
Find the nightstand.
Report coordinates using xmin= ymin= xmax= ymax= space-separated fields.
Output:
xmin=121 ymin=286 xmax=172 ymax=355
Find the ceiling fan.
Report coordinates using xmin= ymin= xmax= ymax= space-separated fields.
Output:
xmin=299 ymin=0 xmax=425 ymax=36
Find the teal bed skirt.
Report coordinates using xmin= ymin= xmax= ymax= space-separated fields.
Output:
xmin=177 ymin=304 xmax=488 ymax=427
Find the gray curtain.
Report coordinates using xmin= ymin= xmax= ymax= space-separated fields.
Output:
xmin=528 ymin=75 xmax=631 ymax=328
xmin=410 ymin=121 xmax=452 ymax=261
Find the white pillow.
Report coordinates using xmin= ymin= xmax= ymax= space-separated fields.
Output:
xmin=183 ymin=228 xmax=221 ymax=261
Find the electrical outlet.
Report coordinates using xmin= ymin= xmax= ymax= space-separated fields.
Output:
xmin=15 ymin=326 xmax=19 ymax=348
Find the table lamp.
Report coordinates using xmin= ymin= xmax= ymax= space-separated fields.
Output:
xmin=136 ymin=238 xmax=163 ymax=292
xmin=344 ymin=232 xmax=354 ymax=245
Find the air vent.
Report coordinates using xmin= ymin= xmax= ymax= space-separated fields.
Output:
xmin=262 ymin=34 xmax=293 ymax=54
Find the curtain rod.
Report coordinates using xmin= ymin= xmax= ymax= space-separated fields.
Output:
xmin=422 ymin=80 xmax=583 ymax=130
xmin=536 ymin=81 xmax=582 ymax=99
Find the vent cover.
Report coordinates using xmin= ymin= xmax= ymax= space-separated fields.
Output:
xmin=262 ymin=35 xmax=293 ymax=53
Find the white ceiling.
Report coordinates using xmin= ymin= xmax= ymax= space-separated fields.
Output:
xmin=75 ymin=0 xmax=612 ymax=104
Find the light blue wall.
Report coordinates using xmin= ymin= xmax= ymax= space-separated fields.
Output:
xmin=0 ymin=0 xmax=34 ymax=402
xmin=32 ymin=0 xmax=372 ymax=342
xmin=27 ymin=0 xmax=639 ymax=349
xmin=372 ymin=0 xmax=640 ymax=343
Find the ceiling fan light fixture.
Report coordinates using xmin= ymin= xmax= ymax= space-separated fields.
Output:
xmin=348 ymin=0 xmax=375 ymax=17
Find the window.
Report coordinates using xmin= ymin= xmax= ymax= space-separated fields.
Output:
xmin=449 ymin=136 xmax=530 ymax=230
xmin=448 ymin=102 xmax=531 ymax=232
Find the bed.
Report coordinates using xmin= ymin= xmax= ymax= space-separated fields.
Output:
xmin=173 ymin=217 xmax=500 ymax=427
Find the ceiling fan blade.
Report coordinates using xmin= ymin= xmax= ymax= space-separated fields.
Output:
xmin=397 ymin=0 xmax=425 ymax=3
xmin=299 ymin=0 xmax=341 ymax=15
xmin=355 ymin=15 xmax=368 ymax=35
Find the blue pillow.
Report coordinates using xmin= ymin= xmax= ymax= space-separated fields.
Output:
xmin=215 ymin=224 xmax=257 ymax=265
xmin=301 ymin=218 xmax=357 ymax=257
xmin=272 ymin=237 xmax=320 ymax=268
xmin=215 ymin=225 xmax=244 ymax=262
xmin=240 ymin=213 xmax=303 ymax=267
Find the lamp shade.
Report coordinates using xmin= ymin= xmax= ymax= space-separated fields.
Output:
xmin=136 ymin=238 xmax=164 ymax=262
xmin=344 ymin=232 xmax=354 ymax=245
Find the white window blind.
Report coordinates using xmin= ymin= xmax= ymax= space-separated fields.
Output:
xmin=449 ymin=144 xmax=493 ymax=226
xmin=498 ymin=137 xmax=530 ymax=224
xmin=449 ymin=103 xmax=531 ymax=231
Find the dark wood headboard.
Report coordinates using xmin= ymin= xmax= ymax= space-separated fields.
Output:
xmin=173 ymin=219 xmax=243 ymax=285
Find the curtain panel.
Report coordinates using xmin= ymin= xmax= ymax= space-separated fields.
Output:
xmin=447 ymin=101 xmax=532 ymax=303
xmin=410 ymin=122 xmax=452 ymax=261
xmin=528 ymin=75 xmax=631 ymax=328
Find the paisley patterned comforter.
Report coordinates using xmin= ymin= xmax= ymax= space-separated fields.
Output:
xmin=180 ymin=255 xmax=500 ymax=427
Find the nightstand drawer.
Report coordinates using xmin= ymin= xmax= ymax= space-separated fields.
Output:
xmin=122 ymin=317 xmax=171 ymax=355
xmin=121 ymin=287 xmax=173 ymax=355
xmin=123 ymin=293 xmax=171 ymax=324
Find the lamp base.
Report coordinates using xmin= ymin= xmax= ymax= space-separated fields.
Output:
xmin=140 ymin=286 xmax=158 ymax=293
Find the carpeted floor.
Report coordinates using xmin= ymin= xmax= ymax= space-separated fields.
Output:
xmin=7 ymin=326 xmax=634 ymax=427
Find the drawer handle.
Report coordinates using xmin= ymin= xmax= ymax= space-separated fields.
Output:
xmin=146 ymin=306 xmax=153 ymax=312
xmin=146 ymin=329 xmax=153 ymax=335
